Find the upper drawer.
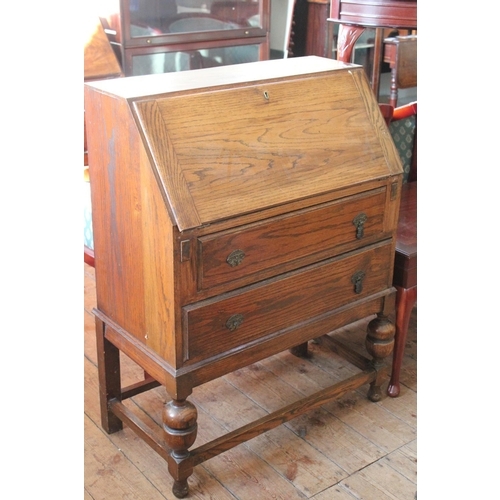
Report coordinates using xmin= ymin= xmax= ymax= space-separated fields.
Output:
xmin=198 ymin=188 xmax=387 ymax=289
xmin=183 ymin=240 xmax=393 ymax=364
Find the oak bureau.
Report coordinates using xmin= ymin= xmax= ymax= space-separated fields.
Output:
xmin=84 ymin=56 xmax=403 ymax=497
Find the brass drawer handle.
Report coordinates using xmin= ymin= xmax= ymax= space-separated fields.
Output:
xmin=351 ymin=271 xmax=366 ymax=294
xmin=226 ymin=314 xmax=244 ymax=331
xmin=226 ymin=249 xmax=245 ymax=267
xmin=352 ymin=213 xmax=368 ymax=239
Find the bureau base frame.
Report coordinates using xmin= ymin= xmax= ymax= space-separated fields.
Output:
xmin=95 ymin=312 xmax=395 ymax=498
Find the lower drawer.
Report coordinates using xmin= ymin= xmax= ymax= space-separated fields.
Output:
xmin=182 ymin=241 xmax=393 ymax=363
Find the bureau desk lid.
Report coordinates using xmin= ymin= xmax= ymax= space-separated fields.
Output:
xmin=87 ymin=57 xmax=402 ymax=231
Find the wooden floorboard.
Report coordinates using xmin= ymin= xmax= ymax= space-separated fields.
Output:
xmin=84 ymin=263 xmax=417 ymax=499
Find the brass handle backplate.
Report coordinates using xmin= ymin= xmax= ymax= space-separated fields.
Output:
xmin=352 ymin=213 xmax=368 ymax=239
xmin=351 ymin=271 xmax=366 ymax=294
xmin=225 ymin=314 xmax=244 ymax=331
xmin=226 ymin=249 xmax=245 ymax=267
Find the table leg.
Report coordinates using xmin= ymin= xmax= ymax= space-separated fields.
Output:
xmin=370 ymin=27 xmax=384 ymax=98
xmin=387 ymin=285 xmax=417 ymax=397
xmin=336 ymin=23 xmax=366 ymax=63
xmin=334 ymin=23 xmax=385 ymax=98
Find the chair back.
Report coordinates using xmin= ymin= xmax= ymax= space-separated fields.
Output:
xmin=383 ymin=35 xmax=417 ymax=108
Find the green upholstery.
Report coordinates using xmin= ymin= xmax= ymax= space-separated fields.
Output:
xmin=389 ymin=114 xmax=416 ymax=184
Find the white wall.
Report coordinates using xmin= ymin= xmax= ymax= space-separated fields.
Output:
xmin=269 ymin=0 xmax=295 ymax=57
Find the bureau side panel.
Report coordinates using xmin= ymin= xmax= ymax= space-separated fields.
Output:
xmin=85 ymin=86 xmax=177 ymax=367
xmin=85 ymin=88 xmax=146 ymax=337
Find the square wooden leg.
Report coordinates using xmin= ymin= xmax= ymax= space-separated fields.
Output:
xmin=95 ymin=316 xmax=123 ymax=433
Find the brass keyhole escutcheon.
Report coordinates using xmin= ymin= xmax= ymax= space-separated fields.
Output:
xmin=351 ymin=271 xmax=366 ymax=294
xmin=352 ymin=213 xmax=368 ymax=239
xmin=226 ymin=314 xmax=244 ymax=331
xmin=226 ymin=249 xmax=245 ymax=267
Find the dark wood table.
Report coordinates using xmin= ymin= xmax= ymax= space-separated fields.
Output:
xmin=327 ymin=0 xmax=417 ymax=97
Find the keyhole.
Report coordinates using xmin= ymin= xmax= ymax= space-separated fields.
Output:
xmin=263 ymin=91 xmax=269 ymax=100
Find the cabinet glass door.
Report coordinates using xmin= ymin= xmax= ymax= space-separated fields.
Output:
xmin=128 ymin=0 xmax=263 ymax=37
xmin=129 ymin=43 xmax=261 ymax=75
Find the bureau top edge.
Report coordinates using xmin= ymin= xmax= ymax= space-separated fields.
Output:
xmin=83 ymin=56 xmax=360 ymax=99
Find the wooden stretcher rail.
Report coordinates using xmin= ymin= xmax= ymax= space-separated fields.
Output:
xmin=107 ymin=340 xmax=382 ymax=472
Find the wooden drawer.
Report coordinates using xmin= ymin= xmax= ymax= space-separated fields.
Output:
xmin=198 ymin=188 xmax=387 ymax=290
xmin=183 ymin=240 xmax=392 ymax=363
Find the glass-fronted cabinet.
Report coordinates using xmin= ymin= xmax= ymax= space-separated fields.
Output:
xmin=102 ymin=0 xmax=270 ymax=76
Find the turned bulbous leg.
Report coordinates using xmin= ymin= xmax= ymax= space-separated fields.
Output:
xmin=163 ymin=399 xmax=198 ymax=498
xmin=365 ymin=314 xmax=395 ymax=402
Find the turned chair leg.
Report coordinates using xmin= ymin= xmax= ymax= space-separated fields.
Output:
xmin=387 ymin=285 xmax=417 ymax=397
